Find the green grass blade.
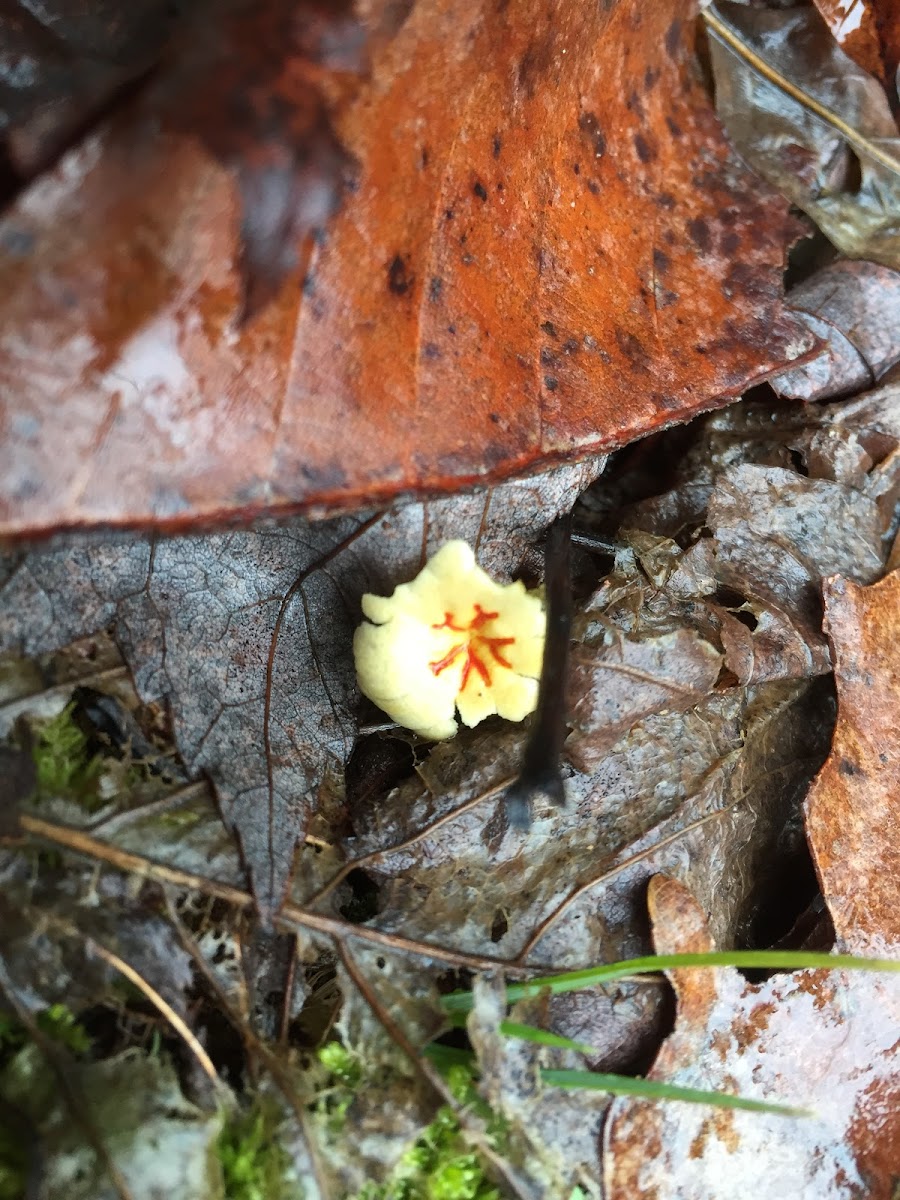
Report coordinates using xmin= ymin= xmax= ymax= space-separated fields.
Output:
xmin=423 ymin=1043 xmax=477 ymax=1071
xmin=441 ymin=950 xmax=900 ymax=1014
xmin=542 ymin=1069 xmax=813 ymax=1117
xmin=499 ymin=1020 xmax=597 ymax=1055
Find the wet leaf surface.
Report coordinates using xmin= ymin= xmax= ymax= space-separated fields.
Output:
xmin=0 ymin=0 xmax=813 ymax=536
xmin=708 ymin=1 xmax=900 ymax=269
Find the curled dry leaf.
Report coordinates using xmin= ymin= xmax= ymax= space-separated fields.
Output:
xmin=0 ymin=0 xmax=813 ymax=536
xmin=604 ymin=568 xmax=900 ymax=1199
xmin=0 ymin=462 xmax=597 ymax=912
xmin=811 ymin=0 xmax=900 ymax=113
xmin=772 ymin=259 xmax=900 ymax=401
xmin=707 ymin=1 xmax=900 ymax=269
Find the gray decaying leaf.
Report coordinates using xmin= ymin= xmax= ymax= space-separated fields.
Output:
xmin=0 ymin=461 xmax=601 ymax=913
xmin=0 ymin=858 xmax=194 ymax=1019
xmin=707 ymin=1 xmax=900 ymax=268
xmin=772 ymin=259 xmax=900 ymax=400
xmin=0 ymin=1047 xmax=224 ymax=1200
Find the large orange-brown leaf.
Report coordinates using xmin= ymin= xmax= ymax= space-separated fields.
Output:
xmin=0 ymin=0 xmax=812 ymax=536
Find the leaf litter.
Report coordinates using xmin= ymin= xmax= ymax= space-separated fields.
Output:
xmin=4 ymin=0 xmax=900 ymax=1194
xmin=3 ymin=372 xmax=897 ymax=1190
xmin=5 ymin=374 xmax=900 ymax=1195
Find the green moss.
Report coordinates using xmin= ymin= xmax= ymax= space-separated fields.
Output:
xmin=314 ymin=1041 xmax=363 ymax=1133
xmin=318 ymin=1041 xmax=362 ymax=1088
xmin=218 ymin=1101 xmax=294 ymax=1200
xmin=355 ymin=1065 xmax=503 ymax=1200
xmin=0 ymin=1004 xmax=89 ymax=1057
xmin=30 ymin=703 xmax=103 ymax=809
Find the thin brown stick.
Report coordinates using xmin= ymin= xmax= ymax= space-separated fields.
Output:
xmin=278 ymin=934 xmax=299 ymax=1046
xmin=0 ymin=959 xmax=135 ymax=1200
xmin=336 ymin=943 xmax=540 ymax=1200
xmin=303 ymin=774 xmax=516 ymax=910
xmin=17 ymin=814 xmax=548 ymax=975
xmin=162 ymin=895 xmax=332 ymax=1199
xmin=82 ymin=935 xmax=221 ymax=1088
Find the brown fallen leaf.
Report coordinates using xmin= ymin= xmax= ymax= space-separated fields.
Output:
xmin=804 ymin=571 xmax=900 ymax=951
xmin=772 ymin=259 xmax=900 ymax=401
xmin=707 ymin=1 xmax=900 ymax=269
xmin=811 ymin=0 xmax=900 ymax=116
xmin=603 ymin=568 xmax=900 ymax=1199
xmin=0 ymin=0 xmax=813 ymax=536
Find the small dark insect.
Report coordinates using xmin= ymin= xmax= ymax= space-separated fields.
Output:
xmin=504 ymin=512 xmax=573 ymax=829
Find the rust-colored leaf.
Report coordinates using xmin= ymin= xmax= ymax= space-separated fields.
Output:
xmin=0 ymin=0 xmax=812 ymax=537
xmin=603 ymin=568 xmax=900 ymax=1198
xmin=805 ymin=571 xmax=900 ymax=950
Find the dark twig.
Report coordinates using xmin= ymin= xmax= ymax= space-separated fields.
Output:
xmin=504 ymin=513 xmax=573 ymax=829
xmin=16 ymin=814 xmax=549 ymax=975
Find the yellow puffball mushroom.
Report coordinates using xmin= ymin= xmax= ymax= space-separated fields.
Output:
xmin=353 ymin=540 xmax=545 ymax=740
